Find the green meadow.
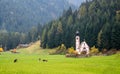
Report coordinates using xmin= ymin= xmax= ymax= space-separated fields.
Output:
xmin=0 ymin=41 xmax=120 ymax=74
xmin=0 ymin=52 xmax=120 ymax=74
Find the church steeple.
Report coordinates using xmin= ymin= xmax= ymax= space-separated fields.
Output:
xmin=76 ymin=31 xmax=79 ymax=36
xmin=75 ymin=31 xmax=80 ymax=54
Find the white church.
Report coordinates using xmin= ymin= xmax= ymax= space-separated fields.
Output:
xmin=75 ymin=31 xmax=90 ymax=54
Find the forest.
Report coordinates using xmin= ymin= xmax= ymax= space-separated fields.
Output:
xmin=0 ymin=0 xmax=73 ymax=50
xmin=0 ymin=0 xmax=120 ymax=51
xmin=0 ymin=24 xmax=42 ymax=50
xmin=41 ymin=0 xmax=120 ymax=51
xmin=0 ymin=0 xmax=74 ymax=32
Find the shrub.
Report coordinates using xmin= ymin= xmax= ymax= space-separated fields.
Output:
xmin=68 ymin=47 xmax=75 ymax=54
xmin=10 ymin=48 xmax=17 ymax=53
xmin=0 ymin=48 xmax=3 ymax=52
xmin=102 ymin=49 xmax=107 ymax=54
xmin=50 ymin=44 xmax=67 ymax=55
xmin=73 ymin=51 xmax=78 ymax=54
xmin=106 ymin=49 xmax=117 ymax=56
xmin=90 ymin=46 xmax=99 ymax=55
xmin=60 ymin=44 xmax=66 ymax=51
xmin=81 ymin=51 xmax=87 ymax=55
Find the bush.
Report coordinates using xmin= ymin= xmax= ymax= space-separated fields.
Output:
xmin=90 ymin=46 xmax=99 ymax=55
xmin=81 ymin=51 xmax=87 ymax=55
xmin=50 ymin=44 xmax=67 ymax=55
xmin=106 ymin=49 xmax=117 ymax=56
xmin=0 ymin=48 xmax=3 ymax=52
xmin=10 ymin=48 xmax=17 ymax=53
xmin=102 ymin=49 xmax=107 ymax=54
xmin=68 ymin=47 xmax=75 ymax=54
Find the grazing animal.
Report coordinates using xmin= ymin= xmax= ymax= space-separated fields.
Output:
xmin=14 ymin=59 xmax=18 ymax=63
xmin=38 ymin=58 xmax=41 ymax=61
xmin=42 ymin=59 xmax=48 ymax=62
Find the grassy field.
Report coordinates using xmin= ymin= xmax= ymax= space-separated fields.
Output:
xmin=0 ymin=41 xmax=120 ymax=74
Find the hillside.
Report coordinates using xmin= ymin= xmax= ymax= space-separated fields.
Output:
xmin=0 ymin=0 xmax=75 ymax=32
xmin=17 ymin=41 xmax=55 ymax=55
xmin=41 ymin=0 xmax=120 ymax=50
xmin=0 ymin=0 xmax=120 ymax=51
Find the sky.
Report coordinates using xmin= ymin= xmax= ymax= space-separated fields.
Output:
xmin=67 ymin=0 xmax=85 ymax=7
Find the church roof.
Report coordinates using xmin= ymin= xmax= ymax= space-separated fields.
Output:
xmin=80 ymin=41 xmax=89 ymax=48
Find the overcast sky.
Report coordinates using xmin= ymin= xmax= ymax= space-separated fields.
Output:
xmin=67 ymin=0 xmax=85 ymax=7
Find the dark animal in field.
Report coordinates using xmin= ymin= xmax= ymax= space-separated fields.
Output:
xmin=14 ymin=59 xmax=18 ymax=63
xmin=38 ymin=58 xmax=41 ymax=61
xmin=42 ymin=59 xmax=48 ymax=62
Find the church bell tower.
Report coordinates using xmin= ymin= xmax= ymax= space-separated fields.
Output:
xmin=75 ymin=31 xmax=80 ymax=54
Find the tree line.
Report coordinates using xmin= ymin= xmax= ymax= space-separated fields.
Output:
xmin=41 ymin=0 xmax=120 ymax=51
xmin=0 ymin=0 xmax=120 ymax=51
xmin=0 ymin=24 xmax=43 ymax=50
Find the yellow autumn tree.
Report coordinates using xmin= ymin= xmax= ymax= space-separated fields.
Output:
xmin=0 ymin=48 xmax=3 ymax=52
xmin=90 ymin=46 xmax=99 ymax=55
xmin=68 ymin=47 xmax=75 ymax=54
